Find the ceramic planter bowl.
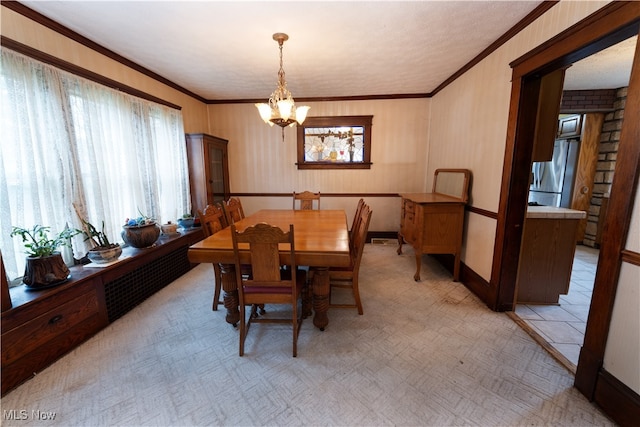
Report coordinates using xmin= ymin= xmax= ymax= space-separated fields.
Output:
xmin=122 ymin=223 xmax=160 ymax=248
xmin=177 ymin=218 xmax=194 ymax=229
xmin=87 ymin=244 xmax=122 ymax=264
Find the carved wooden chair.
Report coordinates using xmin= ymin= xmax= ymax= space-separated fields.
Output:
xmin=223 ymin=197 xmax=245 ymax=225
xmin=293 ymin=191 xmax=321 ymax=210
xmin=199 ymin=204 xmax=228 ymax=236
xmin=329 ymin=203 xmax=372 ymax=315
xmin=349 ymin=198 xmax=365 ymax=250
xmin=231 ymin=222 xmax=307 ymax=357
xmin=198 ymin=204 xmax=228 ymax=310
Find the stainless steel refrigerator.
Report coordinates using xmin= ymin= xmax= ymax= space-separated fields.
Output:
xmin=529 ymin=139 xmax=580 ymax=207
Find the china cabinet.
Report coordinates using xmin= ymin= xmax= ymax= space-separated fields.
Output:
xmin=186 ymin=133 xmax=230 ymax=214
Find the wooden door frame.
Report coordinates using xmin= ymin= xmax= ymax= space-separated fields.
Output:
xmin=491 ymin=0 xmax=640 ymax=411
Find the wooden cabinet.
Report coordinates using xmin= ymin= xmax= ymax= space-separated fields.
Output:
xmin=1 ymin=279 xmax=108 ymax=395
xmin=516 ymin=207 xmax=586 ymax=304
xmin=398 ymin=194 xmax=467 ymax=282
xmin=558 ymin=114 xmax=583 ymax=138
xmin=1 ymin=254 xmax=10 ymax=312
xmin=532 ymin=69 xmax=566 ymax=162
xmin=1 ymin=230 xmax=203 ymax=395
xmin=186 ymin=133 xmax=230 ymax=214
xmin=397 ymin=170 xmax=470 ymax=282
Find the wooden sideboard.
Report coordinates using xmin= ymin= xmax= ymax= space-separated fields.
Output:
xmin=1 ymin=229 xmax=203 ymax=396
xmin=397 ymin=168 xmax=471 ymax=282
xmin=397 ymin=193 xmax=467 ymax=281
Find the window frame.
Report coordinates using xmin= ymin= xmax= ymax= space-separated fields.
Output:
xmin=296 ymin=115 xmax=373 ymax=170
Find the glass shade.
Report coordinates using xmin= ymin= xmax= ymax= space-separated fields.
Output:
xmin=277 ymin=100 xmax=293 ymax=121
xmin=255 ymin=103 xmax=272 ymax=123
xmin=295 ymin=106 xmax=310 ymax=124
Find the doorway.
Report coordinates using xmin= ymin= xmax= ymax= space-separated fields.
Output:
xmin=513 ymin=37 xmax=634 ymax=371
xmin=491 ymin=2 xmax=640 ymax=412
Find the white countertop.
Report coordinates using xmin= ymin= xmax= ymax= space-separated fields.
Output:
xmin=526 ymin=206 xmax=587 ymax=219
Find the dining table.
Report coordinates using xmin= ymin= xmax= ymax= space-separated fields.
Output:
xmin=187 ymin=209 xmax=351 ymax=330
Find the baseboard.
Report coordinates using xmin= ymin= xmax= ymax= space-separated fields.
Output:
xmin=594 ymin=369 xmax=640 ymax=427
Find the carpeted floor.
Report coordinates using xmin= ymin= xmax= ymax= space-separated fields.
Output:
xmin=1 ymin=243 xmax=615 ymax=426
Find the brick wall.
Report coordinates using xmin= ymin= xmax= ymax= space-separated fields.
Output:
xmin=583 ymin=87 xmax=627 ymax=247
xmin=560 ymin=89 xmax=617 ymax=112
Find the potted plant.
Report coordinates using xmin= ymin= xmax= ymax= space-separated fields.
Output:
xmin=10 ymin=225 xmax=79 ymax=288
xmin=122 ymin=212 xmax=160 ymax=248
xmin=78 ymin=218 xmax=122 ymax=264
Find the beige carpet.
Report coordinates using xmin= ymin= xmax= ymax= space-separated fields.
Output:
xmin=1 ymin=243 xmax=614 ymax=426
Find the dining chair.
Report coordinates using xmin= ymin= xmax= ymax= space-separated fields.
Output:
xmin=349 ymin=198 xmax=365 ymax=250
xmin=231 ymin=222 xmax=307 ymax=357
xmin=199 ymin=204 xmax=228 ymax=236
xmin=224 ymin=197 xmax=245 ymax=224
xmin=293 ymin=191 xmax=321 ymax=210
xmin=198 ymin=204 xmax=228 ymax=311
xmin=329 ymin=203 xmax=372 ymax=315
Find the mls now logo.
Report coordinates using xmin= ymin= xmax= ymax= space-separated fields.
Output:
xmin=3 ymin=409 xmax=56 ymax=421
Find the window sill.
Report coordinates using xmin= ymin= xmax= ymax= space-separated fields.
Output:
xmin=296 ymin=162 xmax=372 ymax=170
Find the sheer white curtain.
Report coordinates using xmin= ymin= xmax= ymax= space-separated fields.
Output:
xmin=0 ymin=48 xmax=191 ymax=282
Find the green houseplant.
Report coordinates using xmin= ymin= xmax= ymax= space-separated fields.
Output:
xmin=10 ymin=225 xmax=79 ymax=288
xmin=78 ymin=218 xmax=122 ymax=264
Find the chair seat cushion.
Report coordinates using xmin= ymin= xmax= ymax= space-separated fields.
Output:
xmin=244 ymin=286 xmax=293 ymax=294
xmin=244 ymin=269 xmax=307 ymax=295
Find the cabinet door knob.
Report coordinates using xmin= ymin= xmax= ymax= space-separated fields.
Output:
xmin=48 ymin=314 xmax=63 ymax=325
xmin=581 ymin=186 xmax=589 ymax=194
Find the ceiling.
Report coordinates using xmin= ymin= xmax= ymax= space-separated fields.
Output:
xmin=19 ymin=1 xmax=637 ymax=101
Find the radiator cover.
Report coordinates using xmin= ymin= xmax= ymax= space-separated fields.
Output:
xmin=104 ymin=245 xmax=191 ymax=322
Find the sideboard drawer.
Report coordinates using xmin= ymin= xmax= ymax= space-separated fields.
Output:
xmin=1 ymin=289 xmax=100 ymax=365
xmin=404 ymin=199 xmax=415 ymax=214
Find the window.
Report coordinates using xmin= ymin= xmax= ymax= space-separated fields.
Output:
xmin=0 ymin=48 xmax=190 ymax=285
xmin=296 ymin=116 xmax=373 ymax=169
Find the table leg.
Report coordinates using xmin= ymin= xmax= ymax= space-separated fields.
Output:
xmin=302 ymin=274 xmax=312 ymax=319
xmin=311 ymin=266 xmax=330 ymax=331
xmin=219 ymin=263 xmax=240 ymax=326
xmin=397 ymin=231 xmax=404 ymax=255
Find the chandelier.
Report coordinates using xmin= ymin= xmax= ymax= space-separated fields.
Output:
xmin=255 ymin=33 xmax=310 ymax=132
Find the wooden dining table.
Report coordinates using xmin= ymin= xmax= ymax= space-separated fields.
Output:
xmin=187 ymin=209 xmax=351 ymax=330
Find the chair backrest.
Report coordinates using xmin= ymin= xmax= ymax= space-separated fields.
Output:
xmin=293 ymin=191 xmax=321 ymax=210
xmin=231 ymin=223 xmax=296 ymax=294
xmin=224 ymin=197 xmax=245 ymax=224
xmin=349 ymin=198 xmax=365 ymax=247
xmin=350 ymin=203 xmax=372 ymax=274
xmin=198 ymin=204 xmax=227 ymax=237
